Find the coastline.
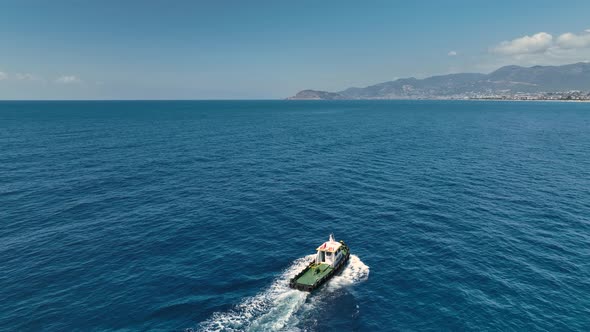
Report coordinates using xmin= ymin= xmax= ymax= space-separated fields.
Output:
xmin=286 ymin=98 xmax=590 ymax=103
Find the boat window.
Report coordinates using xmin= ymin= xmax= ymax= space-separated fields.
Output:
xmin=326 ymin=252 xmax=332 ymax=257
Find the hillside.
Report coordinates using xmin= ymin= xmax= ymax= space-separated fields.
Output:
xmin=288 ymin=62 xmax=590 ymax=99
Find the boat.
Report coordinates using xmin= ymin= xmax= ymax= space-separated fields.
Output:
xmin=289 ymin=234 xmax=350 ymax=291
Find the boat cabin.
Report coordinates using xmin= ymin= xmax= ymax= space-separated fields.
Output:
xmin=315 ymin=234 xmax=345 ymax=267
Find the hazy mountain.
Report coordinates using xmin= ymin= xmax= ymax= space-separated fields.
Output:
xmin=288 ymin=62 xmax=590 ymax=99
xmin=286 ymin=89 xmax=345 ymax=100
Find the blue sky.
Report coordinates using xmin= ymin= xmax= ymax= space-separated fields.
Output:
xmin=1 ymin=0 xmax=590 ymax=99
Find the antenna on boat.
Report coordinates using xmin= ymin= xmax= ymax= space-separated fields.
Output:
xmin=329 ymin=233 xmax=335 ymax=242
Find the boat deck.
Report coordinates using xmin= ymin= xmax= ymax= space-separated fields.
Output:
xmin=289 ymin=244 xmax=349 ymax=291
xmin=295 ymin=263 xmax=334 ymax=286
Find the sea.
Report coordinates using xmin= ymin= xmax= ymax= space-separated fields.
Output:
xmin=1 ymin=100 xmax=589 ymax=331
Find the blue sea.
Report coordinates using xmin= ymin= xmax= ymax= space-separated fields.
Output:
xmin=1 ymin=100 xmax=589 ymax=331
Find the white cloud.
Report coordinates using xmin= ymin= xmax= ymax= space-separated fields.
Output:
xmin=492 ymin=32 xmax=553 ymax=55
xmin=0 ymin=72 xmax=7 ymax=80
xmin=448 ymin=51 xmax=458 ymax=56
xmin=55 ymin=75 xmax=81 ymax=84
xmin=556 ymin=30 xmax=590 ymax=49
xmin=485 ymin=29 xmax=590 ymax=68
xmin=16 ymin=73 xmax=42 ymax=81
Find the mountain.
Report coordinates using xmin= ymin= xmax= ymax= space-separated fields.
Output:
xmin=286 ymin=89 xmax=345 ymax=100
xmin=288 ymin=62 xmax=590 ymax=99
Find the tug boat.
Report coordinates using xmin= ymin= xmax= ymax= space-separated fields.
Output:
xmin=289 ymin=234 xmax=350 ymax=291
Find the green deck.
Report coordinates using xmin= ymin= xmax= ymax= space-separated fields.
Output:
xmin=295 ymin=263 xmax=334 ymax=286
xmin=295 ymin=246 xmax=349 ymax=286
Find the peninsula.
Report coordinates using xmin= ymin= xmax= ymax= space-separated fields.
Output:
xmin=288 ymin=62 xmax=590 ymax=101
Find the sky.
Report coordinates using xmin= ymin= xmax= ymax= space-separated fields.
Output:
xmin=1 ymin=0 xmax=590 ymax=99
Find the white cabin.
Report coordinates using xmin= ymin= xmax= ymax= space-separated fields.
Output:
xmin=315 ymin=234 xmax=345 ymax=267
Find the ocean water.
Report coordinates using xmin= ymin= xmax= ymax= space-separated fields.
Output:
xmin=1 ymin=100 xmax=589 ymax=331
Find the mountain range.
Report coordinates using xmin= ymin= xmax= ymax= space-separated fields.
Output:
xmin=287 ymin=62 xmax=590 ymax=100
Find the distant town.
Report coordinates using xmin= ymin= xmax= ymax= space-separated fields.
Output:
xmin=464 ymin=90 xmax=590 ymax=101
xmin=288 ymin=89 xmax=590 ymax=102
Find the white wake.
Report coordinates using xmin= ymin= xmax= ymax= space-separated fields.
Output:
xmin=196 ymin=254 xmax=369 ymax=332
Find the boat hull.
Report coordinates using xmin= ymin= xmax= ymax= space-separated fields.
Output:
xmin=289 ymin=246 xmax=350 ymax=292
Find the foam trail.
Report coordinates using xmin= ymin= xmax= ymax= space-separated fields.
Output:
xmin=197 ymin=255 xmax=313 ymax=332
xmin=325 ymin=255 xmax=369 ymax=292
xmin=196 ymin=255 xmax=369 ymax=332
xmin=297 ymin=255 xmax=370 ymax=317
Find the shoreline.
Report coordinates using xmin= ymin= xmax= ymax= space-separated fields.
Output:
xmin=286 ymin=98 xmax=590 ymax=103
xmin=460 ymin=98 xmax=590 ymax=103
